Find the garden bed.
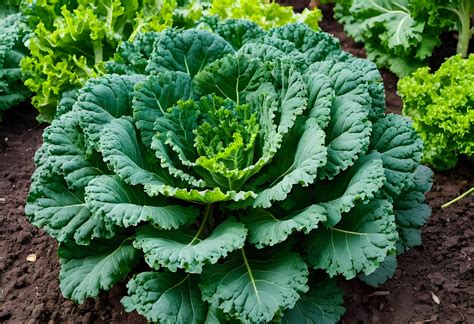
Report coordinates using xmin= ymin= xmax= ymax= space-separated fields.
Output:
xmin=0 ymin=4 xmax=472 ymax=323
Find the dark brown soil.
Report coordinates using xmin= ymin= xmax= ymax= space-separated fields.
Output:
xmin=0 ymin=4 xmax=473 ymax=324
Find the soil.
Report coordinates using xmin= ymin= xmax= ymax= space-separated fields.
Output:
xmin=1 ymin=4 xmax=473 ymax=324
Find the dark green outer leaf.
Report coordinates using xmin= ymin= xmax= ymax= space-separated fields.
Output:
xmin=85 ymin=175 xmax=199 ymax=229
xmin=134 ymin=219 xmax=247 ymax=273
xmin=241 ymin=204 xmax=326 ymax=248
xmin=26 ymin=173 xmax=115 ymax=245
xmin=122 ymin=272 xmax=206 ymax=324
xmin=59 ymin=238 xmax=139 ymax=304
xmin=133 ymin=71 xmax=192 ymax=149
xmin=146 ymin=29 xmax=235 ymax=77
xmin=201 ymin=249 xmax=309 ymax=323
xmin=306 ymin=199 xmax=398 ymax=279
xmin=393 ymin=165 xmax=433 ymax=253
xmin=370 ymin=114 xmax=423 ymax=199
xmin=359 ymin=254 xmax=397 ymax=287
xmin=282 ymin=279 xmax=345 ymax=324
xmin=76 ymin=74 xmax=145 ymax=150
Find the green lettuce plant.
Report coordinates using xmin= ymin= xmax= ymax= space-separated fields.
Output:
xmin=20 ymin=0 xmax=177 ymax=122
xmin=207 ymin=0 xmax=321 ymax=30
xmin=26 ymin=20 xmax=433 ymax=323
xmin=399 ymin=54 xmax=474 ymax=170
xmin=0 ymin=0 xmax=30 ymax=116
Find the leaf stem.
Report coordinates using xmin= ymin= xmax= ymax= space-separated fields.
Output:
xmin=189 ymin=204 xmax=213 ymax=245
xmin=441 ymin=187 xmax=474 ymax=208
xmin=441 ymin=0 xmax=473 ymax=58
xmin=92 ymin=40 xmax=103 ymax=65
xmin=241 ymin=248 xmax=260 ymax=303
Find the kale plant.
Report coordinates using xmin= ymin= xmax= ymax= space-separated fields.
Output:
xmin=26 ymin=20 xmax=433 ymax=323
xmin=332 ymin=0 xmax=473 ymax=77
xmin=0 ymin=0 xmax=30 ymax=116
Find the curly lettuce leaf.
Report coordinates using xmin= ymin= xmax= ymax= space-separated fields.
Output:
xmin=21 ymin=0 xmax=177 ymax=122
xmin=399 ymin=54 xmax=474 ymax=170
xmin=208 ymin=0 xmax=322 ymax=31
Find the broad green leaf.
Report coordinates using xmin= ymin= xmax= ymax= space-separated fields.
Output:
xmin=348 ymin=57 xmax=385 ymax=121
xmin=248 ymin=36 xmax=311 ymax=70
xmin=204 ymin=306 xmax=227 ymax=324
xmin=271 ymin=59 xmax=308 ymax=136
xmin=122 ymin=272 xmax=206 ymax=324
xmin=33 ymin=143 xmax=50 ymax=168
xmin=106 ymin=32 xmax=161 ymax=75
xmin=306 ymin=199 xmax=398 ymax=279
xmin=260 ymin=35 xmax=298 ymax=54
xmin=59 ymin=237 xmax=139 ymax=304
xmin=317 ymin=152 xmax=386 ymax=226
xmin=370 ymin=114 xmax=423 ymax=198
xmin=352 ymin=0 xmax=424 ymax=49
xmin=151 ymin=98 xmax=204 ymax=187
xmin=98 ymin=116 xmax=173 ymax=188
xmin=42 ymin=111 xmax=102 ymax=190
xmin=241 ymin=205 xmax=326 ymax=248
xmin=336 ymin=0 xmax=440 ymax=77
xmin=25 ymin=173 xmax=115 ymax=245
xmin=133 ymin=71 xmax=192 ymax=149
xmin=56 ymin=89 xmax=79 ymax=117
xmin=282 ymin=279 xmax=345 ymax=324
xmin=393 ymin=165 xmax=433 ymax=253
xmin=253 ymin=120 xmax=327 ymax=208
xmin=85 ymin=175 xmax=199 ymax=229
xmin=204 ymin=18 xmax=265 ymax=50
xmin=359 ymin=254 xmax=397 ymax=287
xmin=308 ymin=61 xmax=372 ymax=180
xmin=145 ymin=182 xmax=256 ymax=204
xmin=304 ymin=73 xmax=333 ymax=129
xmin=76 ymin=74 xmax=145 ymax=149
xmin=134 ymin=218 xmax=247 ymax=273
xmin=201 ymin=249 xmax=309 ymax=322
xmin=193 ymin=53 xmax=265 ymax=103
xmin=0 ymin=11 xmax=30 ymax=113
xmin=268 ymin=23 xmax=341 ymax=63
xmin=146 ymin=29 xmax=235 ymax=77
xmin=239 ymin=42 xmax=288 ymax=65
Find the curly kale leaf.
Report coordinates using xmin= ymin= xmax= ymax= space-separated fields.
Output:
xmin=0 ymin=2 xmax=30 ymax=114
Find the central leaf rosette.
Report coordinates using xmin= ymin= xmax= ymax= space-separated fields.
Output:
xmin=159 ymin=96 xmax=260 ymax=191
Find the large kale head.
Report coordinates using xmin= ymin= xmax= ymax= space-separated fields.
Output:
xmin=26 ymin=20 xmax=433 ymax=323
